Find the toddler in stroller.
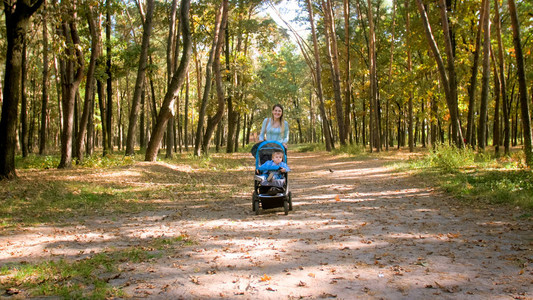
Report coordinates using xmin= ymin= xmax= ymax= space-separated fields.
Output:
xmin=252 ymin=141 xmax=293 ymax=215
xmin=255 ymin=150 xmax=290 ymax=193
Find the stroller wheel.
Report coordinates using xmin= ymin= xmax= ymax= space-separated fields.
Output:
xmin=283 ymin=200 xmax=289 ymax=215
xmin=254 ymin=200 xmax=260 ymax=215
xmin=288 ymin=191 xmax=293 ymax=211
xmin=252 ymin=191 xmax=258 ymax=211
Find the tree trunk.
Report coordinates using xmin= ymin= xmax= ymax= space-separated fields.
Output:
xmin=507 ymin=0 xmax=533 ymax=166
xmin=343 ymin=0 xmax=351 ymax=144
xmin=194 ymin=1 xmax=223 ymax=156
xmin=76 ymin=6 xmax=100 ymax=162
xmin=478 ymin=0 xmax=490 ymax=150
xmin=0 ymin=0 xmax=43 ymax=179
xmin=406 ymin=0 xmax=413 ymax=152
xmin=385 ymin=0 xmax=396 ymax=151
xmin=39 ymin=3 xmax=49 ymax=155
xmin=145 ymin=0 xmax=191 ymax=161
xmin=201 ymin=0 xmax=228 ymax=155
xmin=58 ymin=1 xmax=84 ymax=169
xmin=492 ymin=51 xmax=501 ymax=154
xmin=306 ymin=0 xmax=333 ymax=151
xmin=125 ymin=0 xmax=154 ymax=155
xmin=20 ymin=38 xmax=29 ymax=157
xmin=494 ymin=0 xmax=509 ymax=155
xmin=322 ymin=0 xmax=346 ymax=145
xmin=105 ymin=0 xmax=113 ymax=153
xmin=466 ymin=0 xmax=486 ymax=146
xmin=416 ymin=0 xmax=464 ymax=147
xmin=367 ymin=0 xmax=380 ymax=152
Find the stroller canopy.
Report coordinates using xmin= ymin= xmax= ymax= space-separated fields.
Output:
xmin=254 ymin=140 xmax=287 ymax=169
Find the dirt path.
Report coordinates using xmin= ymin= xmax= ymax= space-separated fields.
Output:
xmin=1 ymin=151 xmax=532 ymax=299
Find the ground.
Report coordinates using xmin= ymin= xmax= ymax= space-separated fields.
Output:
xmin=1 ymin=151 xmax=532 ymax=299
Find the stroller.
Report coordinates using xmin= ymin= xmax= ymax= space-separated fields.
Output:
xmin=252 ymin=140 xmax=293 ymax=215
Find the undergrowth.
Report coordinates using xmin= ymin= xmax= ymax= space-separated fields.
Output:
xmin=395 ymin=145 xmax=533 ymax=210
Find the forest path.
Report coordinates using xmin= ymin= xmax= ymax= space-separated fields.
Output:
xmin=1 ymin=151 xmax=532 ymax=299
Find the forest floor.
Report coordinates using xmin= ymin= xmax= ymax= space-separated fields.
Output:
xmin=1 ymin=150 xmax=532 ymax=299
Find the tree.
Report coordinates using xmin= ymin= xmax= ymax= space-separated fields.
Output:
xmin=477 ymin=0 xmax=490 ymax=150
xmin=415 ymin=0 xmax=464 ymax=147
xmin=306 ymin=0 xmax=333 ymax=151
xmin=75 ymin=5 xmax=101 ymax=162
xmin=57 ymin=0 xmax=84 ymax=169
xmin=0 ymin=0 xmax=44 ymax=179
xmin=125 ymin=0 xmax=155 ymax=156
xmin=39 ymin=1 xmax=49 ymax=155
xmin=507 ymin=0 xmax=533 ymax=166
xmin=145 ymin=0 xmax=191 ymax=161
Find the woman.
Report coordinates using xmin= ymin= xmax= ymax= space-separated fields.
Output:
xmin=251 ymin=104 xmax=289 ymax=157
xmin=259 ymin=104 xmax=289 ymax=148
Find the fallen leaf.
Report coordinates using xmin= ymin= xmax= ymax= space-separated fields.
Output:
xmin=260 ymin=274 xmax=271 ymax=282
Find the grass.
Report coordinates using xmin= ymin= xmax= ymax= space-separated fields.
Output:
xmin=2 ymin=150 xmax=251 ymax=229
xmin=394 ymin=145 xmax=533 ymax=210
xmin=0 ymin=235 xmax=192 ymax=299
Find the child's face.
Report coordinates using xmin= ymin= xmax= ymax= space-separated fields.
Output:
xmin=272 ymin=153 xmax=283 ymax=164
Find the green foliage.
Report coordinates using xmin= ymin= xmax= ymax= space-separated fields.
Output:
xmin=296 ymin=143 xmax=326 ymax=153
xmin=397 ymin=146 xmax=533 ymax=210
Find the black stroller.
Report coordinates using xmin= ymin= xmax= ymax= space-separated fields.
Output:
xmin=252 ymin=141 xmax=293 ymax=215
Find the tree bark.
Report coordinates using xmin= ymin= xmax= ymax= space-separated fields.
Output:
xmin=58 ymin=0 xmax=84 ymax=169
xmin=507 ymin=0 xmax=533 ymax=166
xmin=201 ymin=0 xmax=228 ymax=155
xmin=145 ymin=0 xmax=191 ymax=161
xmin=406 ymin=0 xmax=413 ymax=152
xmin=322 ymin=0 xmax=346 ymax=145
xmin=415 ymin=0 xmax=464 ymax=147
xmin=20 ymin=38 xmax=28 ymax=157
xmin=343 ymin=0 xmax=351 ymax=144
xmin=0 ymin=0 xmax=44 ymax=179
xmin=478 ymin=0 xmax=490 ymax=150
xmin=194 ymin=1 xmax=223 ymax=156
xmin=76 ymin=6 xmax=100 ymax=162
xmin=39 ymin=3 xmax=49 ymax=155
xmin=493 ymin=0 xmax=509 ymax=155
xmin=466 ymin=0 xmax=486 ymax=146
xmin=125 ymin=0 xmax=154 ymax=155
xmin=105 ymin=0 xmax=113 ymax=153
xmin=306 ymin=0 xmax=333 ymax=151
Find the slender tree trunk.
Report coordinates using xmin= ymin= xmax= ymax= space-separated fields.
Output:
xmin=76 ymin=7 xmax=100 ymax=162
xmin=0 ymin=0 xmax=43 ymax=179
xmin=367 ymin=0 xmax=380 ymax=151
xmin=343 ymin=0 xmax=351 ymax=143
xmin=20 ymin=39 xmax=28 ymax=157
xmin=125 ymin=0 xmax=154 ymax=155
xmin=194 ymin=2 xmax=223 ymax=156
xmin=184 ymin=72 xmax=189 ymax=151
xmin=58 ymin=1 xmax=84 ymax=169
xmin=507 ymin=0 xmax=533 ymax=166
xmin=385 ymin=0 xmax=396 ymax=151
xmin=201 ymin=0 xmax=228 ymax=155
xmin=494 ymin=0 xmax=509 ymax=155
xmin=322 ymin=0 xmax=346 ymax=145
xmin=466 ymin=0 xmax=486 ymax=146
xmin=145 ymin=0 xmax=191 ymax=161
xmin=39 ymin=3 xmax=49 ymax=155
xmin=105 ymin=0 xmax=113 ymax=153
xmin=492 ymin=50 xmax=501 ymax=154
xmin=416 ymin=0 xmax=464 ymax=147
xmin=478 ymin=0 xmax=491 ymax=150
xmin=306 ymin=0 xmax=333 ymax=151
xmin=406 ymin=0 xmax=413 ymax=152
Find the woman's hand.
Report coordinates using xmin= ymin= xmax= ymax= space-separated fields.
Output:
xmin=283 ymin=143 xmax=288 ymax=149
xmin=280 ymin=167 xmax=287 ymax=173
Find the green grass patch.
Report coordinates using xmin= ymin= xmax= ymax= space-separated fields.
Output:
xmin=395 ymin=146 xmax=533 ymax=210
xmin=0 ymin=243 xmax=184 ymax=299
xmin=0 ymin=180 xmax=155 ymax=227
xmin=16 ymin=153 xmax=140 ymax=170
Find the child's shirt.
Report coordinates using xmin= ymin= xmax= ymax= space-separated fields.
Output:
xmin=258 ymin=160 xmax=291 ymax=174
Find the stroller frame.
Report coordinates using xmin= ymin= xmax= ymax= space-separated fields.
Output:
xmin=252 ymin=140 xmax=293 ymax=215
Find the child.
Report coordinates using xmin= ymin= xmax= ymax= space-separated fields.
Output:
xmin=255 ymin=150 xmax=290 ymax=192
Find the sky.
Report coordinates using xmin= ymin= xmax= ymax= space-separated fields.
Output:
xmin=265 ymin=0 xmax=310 ymax=41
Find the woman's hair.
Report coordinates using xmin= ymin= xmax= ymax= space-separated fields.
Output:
xmin=271 ymin=104 xmax=285 ymax=138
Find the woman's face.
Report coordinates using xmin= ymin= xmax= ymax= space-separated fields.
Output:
xmin=272 ymin=106 xmax=283 ymax=120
